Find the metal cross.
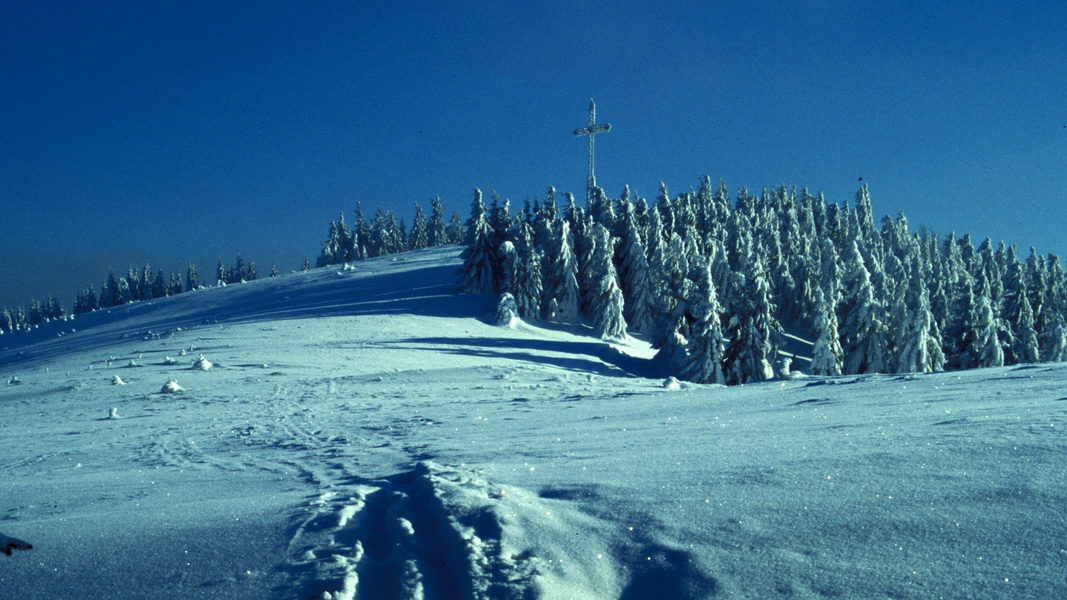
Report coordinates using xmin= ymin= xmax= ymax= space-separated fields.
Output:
xmin=573 ymin=99 xmax=611 ymax=191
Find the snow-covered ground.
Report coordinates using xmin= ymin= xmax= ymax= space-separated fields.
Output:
xmin=1 ymin=246 xmax=1064 ymax=599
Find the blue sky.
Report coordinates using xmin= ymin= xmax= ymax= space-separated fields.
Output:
xmin=2 ymin=1 xmax=1065 ymax=308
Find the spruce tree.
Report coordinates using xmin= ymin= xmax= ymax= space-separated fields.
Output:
xmin=186 ymin=263 xmax=200 ymax=292
xmin=216 ymin=258 xmax=228 ymax=285
xmin=167 ymin=272 xmax=183 ymax=295
xmin=895 ymin=280 xmax=938 ymax=373
xmin=973 ymin=285 xmax=1005 ymax=368
xmin=680 ymin=263 xmax=726 ymax=384
xmin=459 ymin=188 xmax=497 ymax=295
xmin=1040 ymin=314 xmax=1067 ymax=362
xmin=588 ymin=224 xmax=627 ymax=340
xmin=152 ymin=269 xmax=167 ymax=298
xmin=809 ymin=289 xmax=843 ymax=376
xmin=616 ymin=200 xmax=655 ymax=333
xmin=428 ymin=196 xmax=448 ymax=247
xmin=512 ymin=223 xmax=543 ymax=318
xmin=723 ymin=254 xmax=781 ymax=384
xmin=839 ymin=241 xmax=888 ymax=374
xmin=548 ymin=220 xmax=581 ymax=323
xmin=409 ymin=202 xmax=430 ymax=250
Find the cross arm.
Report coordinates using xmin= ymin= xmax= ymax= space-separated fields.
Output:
xmin=574 ymin=123 xmax=611 ymax=136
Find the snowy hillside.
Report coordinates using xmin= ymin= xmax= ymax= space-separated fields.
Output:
xmin=1 ymin=246 xmax=1064 ymax=599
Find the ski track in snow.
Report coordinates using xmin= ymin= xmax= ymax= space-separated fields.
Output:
xmin=288 ymin=462 xmax=540 ymax=600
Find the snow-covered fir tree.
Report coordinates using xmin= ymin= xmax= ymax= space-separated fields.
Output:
xmin=722 ymin=254 xmax=781 ymax=385
xmin=679 ymin=263 xmax=726 ymax=385
xmin=587 ymin=224 xmax=627 ymax=341
xmin=409 ymin=202 xmax=429 ymax=251
xmin=428 ymin=196 xmax=448 ymax=247
xmin=548 ymin=220 xmax=581 ymax=324
xmin=809 ymin=289 xmax=843 ymax=376
xmin=459 ymin=188 xmax=497 ymax=295
xmin=838 ymin=241 xmax=888 ymax=374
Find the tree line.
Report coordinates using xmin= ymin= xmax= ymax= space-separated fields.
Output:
xmin=459 ymin=178 xmax=1067 ymax=384
xmin=0 ymin=255 xmax=280 ymax=334
xmin=315 ymin=198 xmax=465 ymax=266
xmin=0 ymin=197 xmax=465 ymax=334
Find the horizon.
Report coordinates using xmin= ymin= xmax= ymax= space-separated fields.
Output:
xmin=3 ymin=1 xmax=1066 ymax=309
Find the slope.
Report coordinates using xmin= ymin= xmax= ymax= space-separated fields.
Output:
xmin=1 ymin=246 xmax=1064 ymax=599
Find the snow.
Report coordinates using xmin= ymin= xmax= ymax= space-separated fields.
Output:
xmin=1 ymin=246 xmax=1065 ymax=598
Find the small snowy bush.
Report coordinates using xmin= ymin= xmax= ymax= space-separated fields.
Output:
xmin=191 ymin=355 xmax=213 ymax=370
xmin=495 ymin=293 xmax=519 ymax=328
xmin=112 ymin=375 xmax=126 ymax=385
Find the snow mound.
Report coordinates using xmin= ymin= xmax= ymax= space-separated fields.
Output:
xmin=290 ymin=461 xmax=618 ymax=599
xmin=191 ymin=355 xmax=213 ymax=370
xmin=112 ymin=375 xmax=126 ymax=385
xmin=160 ymin=380 xmax=183 ymax=394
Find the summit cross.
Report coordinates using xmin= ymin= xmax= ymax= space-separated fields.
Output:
xmin=573 ymin=99 xmax=611 ymax=191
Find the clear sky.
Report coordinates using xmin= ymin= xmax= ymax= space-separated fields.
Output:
xmin=2 ymin=1 xmax=1065 ymax=309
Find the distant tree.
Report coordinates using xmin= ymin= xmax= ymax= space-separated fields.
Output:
xmin=301 ymin=257 xmax=310 ymax=272
xmin=14 ymin=307 xmax=28 ymax=330
xmin=117 ymin=278 xmax=133 ymax=305
xmin=232 ymin=255 xmax=246 ymax=283
xmin=167 ymin=272 xmax=183 ymax=296
xmin=140 ymin=264 xmax=155 ymax=301
xmin=353 ymin=202 xmax=371 ymax=258
xmin=318 ymin=219 xmax=344 ymax=267
xmin=270 ymin=263 xmax=280 ymax=278
xmin=46 ymin=297 xmax=65 ymax=321
xmin=428 ymin=196 xmax=449 ymax=247
xmin=103 ymin=270 xmax=120 ymax=307
xmin=186 ymin=263 xmax=201 ymax=292
xmin=409 ymin=202 xmax=429 ymax=250
xmin=246 ymin=261 xmax=258 ymax=281
xmin=216 ymin=258 xmax=228 ymax=285
xmin=447 ymin=210 xmax=465 ymax=244
xmin=74 ymin=285 xmax=99 ymax=315
xmin=152 ymin=269 xmax=167 ymax=298
xmin=372 ymin=209 xmax=406 ymax=256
